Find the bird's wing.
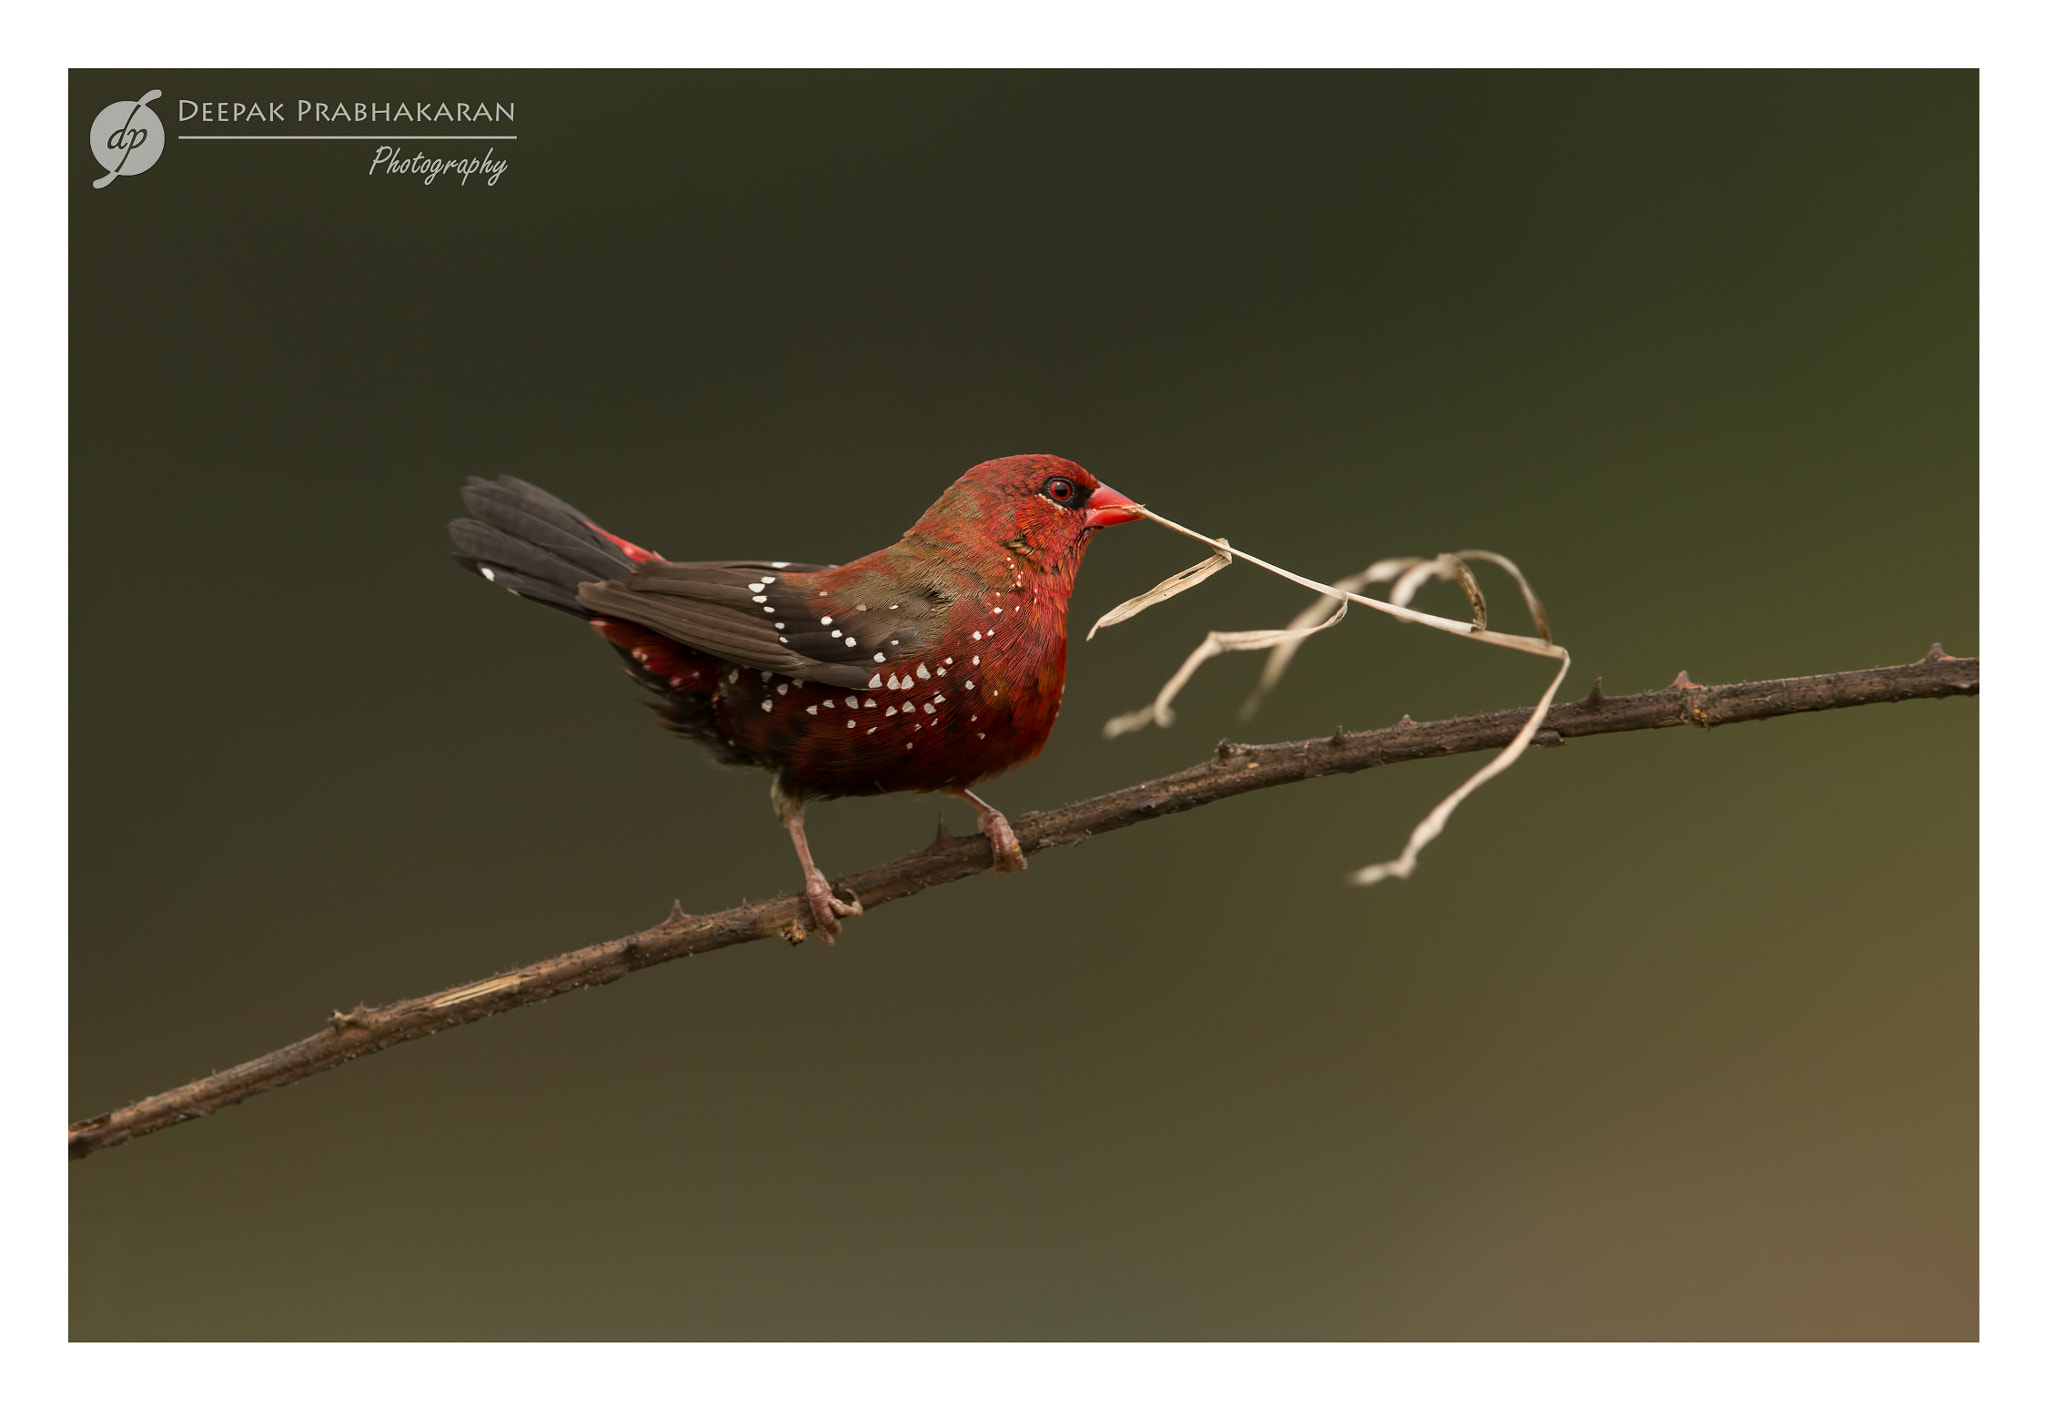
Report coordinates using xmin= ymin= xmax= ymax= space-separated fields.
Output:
xmin=576 ymin=563 xmax=935 ymax=691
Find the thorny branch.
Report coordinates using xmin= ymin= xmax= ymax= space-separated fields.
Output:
xmin=70 ymin=648 xmax=1977 ymax=1160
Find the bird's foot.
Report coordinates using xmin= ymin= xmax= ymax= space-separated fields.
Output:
xmin=978 ymin=809 xmax=1027 ymax=873
xmin=951 ymin=786 xmax=1028 ymax=873
xmin=803 ymin=875 xmax=862 ymax=943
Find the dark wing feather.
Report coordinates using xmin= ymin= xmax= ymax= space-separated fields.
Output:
xmin=577 ymin=563 xmax=938 ymax=690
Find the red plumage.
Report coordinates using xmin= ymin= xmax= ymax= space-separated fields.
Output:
xmin=449 ymin=454 xmax=1140 ymax=938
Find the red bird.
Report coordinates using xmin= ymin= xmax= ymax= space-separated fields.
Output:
xmin=449 ymin=455 xmax=1142 ymax=939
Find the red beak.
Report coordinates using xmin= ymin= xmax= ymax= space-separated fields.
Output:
xmin=1084 ymin=483 xmax=1142 ymax=528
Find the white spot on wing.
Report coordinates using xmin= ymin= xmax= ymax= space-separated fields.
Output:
xmin=480 ymin=567 xmax=496 ymax=581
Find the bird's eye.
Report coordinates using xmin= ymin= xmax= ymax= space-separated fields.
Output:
xmin=1041 ymin=477 xmax=1078 ymax=505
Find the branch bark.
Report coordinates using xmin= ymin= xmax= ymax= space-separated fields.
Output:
xmin=69 ymin=647 xmax=1978 ymax=1160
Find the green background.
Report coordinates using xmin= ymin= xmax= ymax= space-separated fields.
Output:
xmin=70 ymin=71 xmax=1976 ymax=1340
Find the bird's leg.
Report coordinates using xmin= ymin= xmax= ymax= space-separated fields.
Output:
xmin=784 ymin=808 xmax=861 ymax=942
xmin=951 ymin=787 xmax=1028 ymax=873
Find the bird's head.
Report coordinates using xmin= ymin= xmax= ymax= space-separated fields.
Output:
xmin=907 ymin=454 xmax=1141 ymax=573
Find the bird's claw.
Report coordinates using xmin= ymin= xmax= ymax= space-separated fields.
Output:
xmin=804 ymin=880 xmax=863 ymax=942
xmin=980 ymin=812 xmax=1027 ymax=873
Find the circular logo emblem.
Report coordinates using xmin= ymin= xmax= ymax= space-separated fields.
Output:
xmin=90 ymin=89 xmax=164 ymax=188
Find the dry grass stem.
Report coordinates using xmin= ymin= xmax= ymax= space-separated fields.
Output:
xmin=1096 ymin=504 xmax=1572 ymax=886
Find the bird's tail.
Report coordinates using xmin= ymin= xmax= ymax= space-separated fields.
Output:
xmin=448 ymin=475 xmax=649 ymax=616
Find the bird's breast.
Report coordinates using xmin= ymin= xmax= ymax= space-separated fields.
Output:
xmin=703 ymin=577 xmax=1070 ymax=801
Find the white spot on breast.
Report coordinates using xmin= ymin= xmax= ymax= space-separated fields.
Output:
xmin=864 ymin=698 xmax=876 ymax=708
xmin=922 ymin=702 xmax=935 ymax=714
xmin=971 ymin=631 xmax=981 ymax=641
xmin=480 ymin=566 xmax=496 ymax=581
xmin=847 ymin=719 xmax=856 ymax=728
xmin=936 ymin=667 xmax=946 ymax=676
xmin=994 ymin=606 xmax=1003 ymax=614
xmin=884 ymin=706 xmax=898 ymax=717
xmin=867 ymin=727 xmax=878 ymax=735
xmin=965 ymin=681 xmax=974 ymax=689
xmin=805 ymin=704 xmax=817 ymax=715
xmin=945 ymin=657 xmax=954 ymax=665
xmin=670 ymin=675 xmax=685 ymax=687
xmin=972 ymin=656 xmax=980 ymax=666
xmin=915 ymin=663 xmax=930 ymax=680
xmin=760 ymin=701 xmax=773 ymax=712
xmin=847 ymin=695 xmax=860 ymax=707
xmin=823 ymin=698 xmax=836 ymax=708
xmin=729 ymin=670 xmax=740 ymax=683
xmin=873 ymin=652 xmax=885 ymax=662
xmin=776 ymin=683 xmax=789 ymax=696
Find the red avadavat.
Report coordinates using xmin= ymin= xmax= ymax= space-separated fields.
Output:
xmin=449 ymin=456 xmax=1142 ymax=939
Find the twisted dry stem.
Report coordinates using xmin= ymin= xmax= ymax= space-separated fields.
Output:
xmin=69 ymin=648 xmax=1978 ymax=1160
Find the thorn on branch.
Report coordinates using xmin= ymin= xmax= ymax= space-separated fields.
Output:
xmin=1670 ymin=670 xmax=1699 ymax=690
xmin=1921 ymin=642 xmax=1953 ymax=663
xmin=1584 ymin=676 xmax=1606 ymax=708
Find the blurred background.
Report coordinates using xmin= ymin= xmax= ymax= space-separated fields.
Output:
xmin=70 ymin=71 xmax=1975 ymax=1340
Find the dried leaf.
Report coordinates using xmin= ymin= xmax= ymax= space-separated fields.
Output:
xmin=1104 ymin=503 xmax=1571 ymax=886
xmin=1087 ymin=544 xmax=1232 ymax=640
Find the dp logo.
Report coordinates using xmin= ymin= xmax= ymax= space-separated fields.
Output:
xmin=90 ymin=89 xmax=164 ymax=188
